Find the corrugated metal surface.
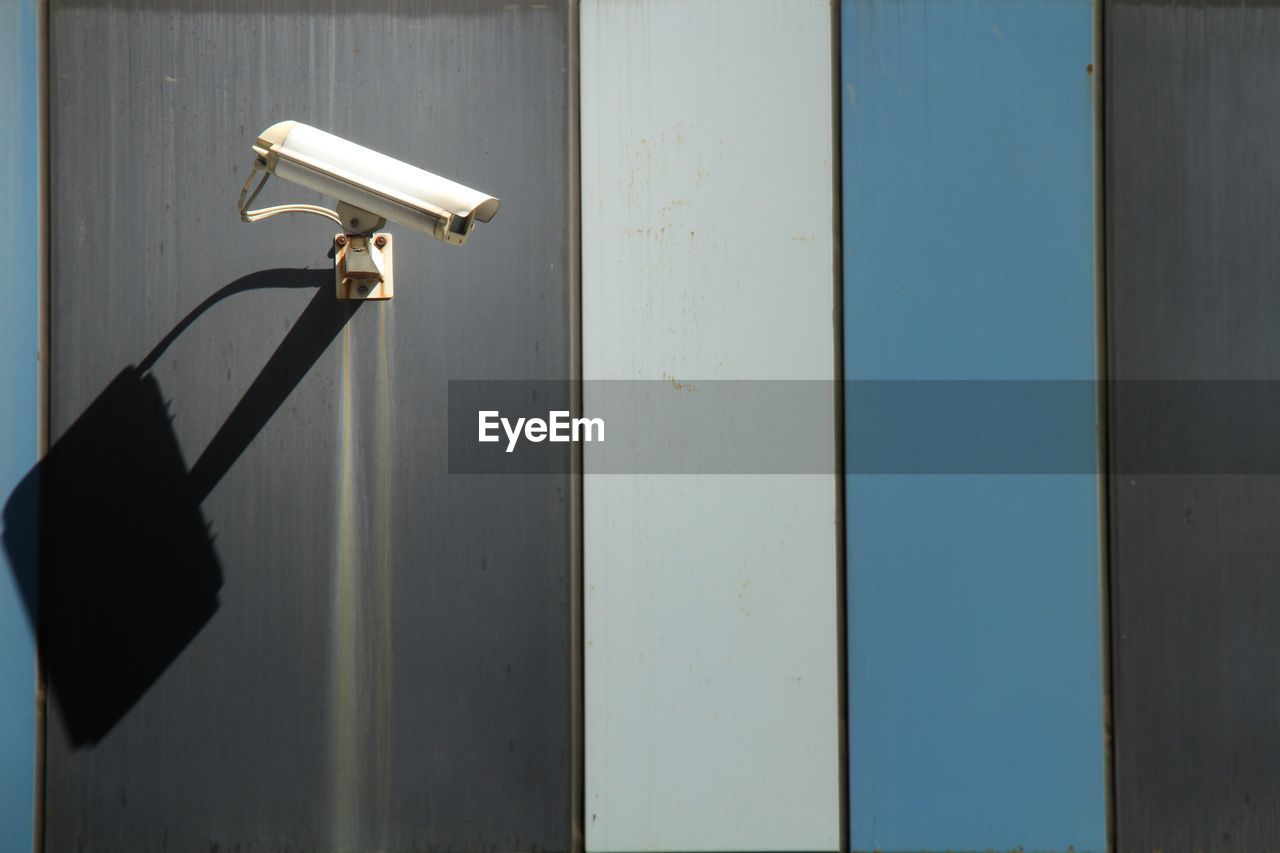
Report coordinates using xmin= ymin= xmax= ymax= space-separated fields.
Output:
xmin=842 ymin=2 xmax=1107 ymax=850
xmin=0 ymin=0 xmax=40 ymax=850
xmin=1107 ymin=3 xmax=1280 ymax=850
xmin=581 ymin=1 xmax=841 ymax=850
xmin=45 ymin=2 xmax=575 ymax=850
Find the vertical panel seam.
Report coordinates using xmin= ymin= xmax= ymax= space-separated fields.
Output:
xmin=829 ymin=1 xmax=849 ymax=851
xmin=35 ymin=0 xmax=50 ymax=850
xmin=1096 ymin=2 xmax=1118 ymax=851
xmin=568 ymin=1 xmax=585 ymax=851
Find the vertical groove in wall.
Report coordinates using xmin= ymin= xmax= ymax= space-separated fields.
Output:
xmin=35 ymin=0 xmax=50 ymax=848
xmin=828 ymin=1 xmax=849 ymax=851
xmin=1093 ymin=2 xmax=1117 ymax=851
xmin=568 ymin=1 xmax=584 ymax=851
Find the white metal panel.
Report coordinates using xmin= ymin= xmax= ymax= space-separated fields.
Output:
xmin=581 ymin=1 xmax=840 ymax=850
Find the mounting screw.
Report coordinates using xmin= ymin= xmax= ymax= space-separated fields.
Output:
xmin=374 ymin=235 xmax=387 ymax=249
xmin=335 ymin=234 xmax=347 ymax=247
xmin=357 ymin=284 xmax=370 ymax=296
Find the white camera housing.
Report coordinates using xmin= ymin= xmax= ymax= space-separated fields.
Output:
xmin=237 ymin=121 xmax=500 ymax=300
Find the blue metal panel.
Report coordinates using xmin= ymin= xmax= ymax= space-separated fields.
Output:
xmin=0 ymin=0 xmax=40 ymax=850
xmin=842 ymin=2 xmax=1106 ymax=851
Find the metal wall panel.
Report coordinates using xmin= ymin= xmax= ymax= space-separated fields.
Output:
xmin=581 ymin=2 xmax=841 ymax=850
xmin=842 ymin=2 xmax=1107 ymax=851
xmin=41 ymin=2 xmax=574 ymax=850
xmin=0 ymin=0 xmax=40 ymax=850
xmin=1107 ymin=3 xmax=1280 ymax=850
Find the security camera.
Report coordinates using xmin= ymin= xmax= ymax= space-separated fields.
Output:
xmin=237 ymin=120 xmax=500 ymax=300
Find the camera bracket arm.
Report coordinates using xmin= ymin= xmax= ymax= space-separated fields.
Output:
xmin=237 ymin=161 xmax=393 ymax=301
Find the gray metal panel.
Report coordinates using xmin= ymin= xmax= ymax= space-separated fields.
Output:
xmin=46 ymin=2 xmax=574 ymax=850
xmin=1107 ymin=3 xmax=1280 ymax=850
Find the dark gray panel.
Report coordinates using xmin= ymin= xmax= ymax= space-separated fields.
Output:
xmin=1107 ymin=3 xmax=1280 ymax=851
xmin=45 ymin=2 xmax=574 ymax=850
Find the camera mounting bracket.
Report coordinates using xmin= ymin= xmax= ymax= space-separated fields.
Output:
xmin=334 ymin=231 xmax=393 ymax=301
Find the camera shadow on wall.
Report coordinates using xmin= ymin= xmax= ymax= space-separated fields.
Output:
xmin=1 ymin=268 xmax=357 ymax=747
